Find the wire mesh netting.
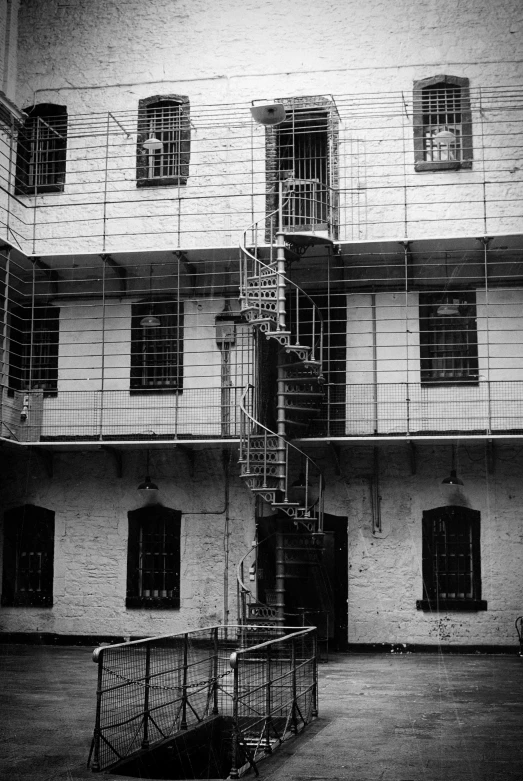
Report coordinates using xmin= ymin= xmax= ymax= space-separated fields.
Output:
xmin=230 ymin=629 xmax=317 ymax=774
xmin=90 ymin=625 xmax=317 ymax=774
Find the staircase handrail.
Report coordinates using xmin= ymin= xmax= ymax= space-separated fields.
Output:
xmin=239 ymin=383 xmax=324 ymax=506
xmin=236 ymin=532 xmax=276 ymax=596
xmin=239 ymin=383 xmax=323 ymax=470
xmin=239 ymin=192 xmax=325 ymax=353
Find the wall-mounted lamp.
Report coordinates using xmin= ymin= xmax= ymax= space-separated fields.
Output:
xmin=143 ymin=134 xmax=163 ymax=152
xmin=138 ymin=450 xmax=158 ymax=491
xmin=250 ymin=101 xmax=286 ymax=126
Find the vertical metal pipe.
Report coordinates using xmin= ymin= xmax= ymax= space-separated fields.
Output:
xmin=212 ymin=626 xmax=219 ymax=715
xmin=181 ymin=633 xmax=188 ymax=729
xmin=264 ymin=644 xmax=272 ymax=752
xmin=28 ymin=259 xmax=36 ymax=390
xmin=229 ymin=654 xmax=240 ymax=779
xmin=99 ymin=256 xmax=107 ymax=439
xmin=102 ymin=113 xmax=110 ymax=253
xmin=91 ymin=647 xmax=105 ymax=771
xmin=275 ymin=518 xmax=285 ymax=626
xmin=141 ymin=643 xmax=151 ymax=748
xmin=291 ymin=636 xmax=298 ymax=733
xmin=1 ymin=248 xmax=11 ymax=411
xmin=482 ymin=237 xmax=492 ymax=434
xmin=312 ymin=631 xmax=319 ymax=717
xmin=371 ymin=292 xmax=378 ymax=434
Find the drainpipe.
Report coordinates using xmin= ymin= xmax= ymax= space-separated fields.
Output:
xmin=371 ymin=292 xmax=378 ymax=434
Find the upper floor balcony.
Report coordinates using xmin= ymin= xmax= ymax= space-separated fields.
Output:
xmin=0 ymin=84 xmax=522 ymax=256
xmin=1 ymin=231 xmax=523 ymax=448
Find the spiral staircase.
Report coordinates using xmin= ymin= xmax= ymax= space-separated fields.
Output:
xmin=237 ymin=183 xmax=330 ymax=628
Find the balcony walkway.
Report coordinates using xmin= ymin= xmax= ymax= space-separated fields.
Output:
xmin=0 ymin=644 xmax=522 ymax=781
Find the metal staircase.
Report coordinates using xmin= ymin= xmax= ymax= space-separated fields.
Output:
xmin=237 ymin=182 xmax=329 ymax=627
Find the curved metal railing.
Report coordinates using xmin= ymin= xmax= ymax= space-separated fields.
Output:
xmin=239 ymin=384 xmax=324 ymax=521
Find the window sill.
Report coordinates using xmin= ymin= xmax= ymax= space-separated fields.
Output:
xmin=417 ymin=599 xmax=488 ymax=612
xmin=15 ymin=185 xmax=65 ymax=196
xmin=421 ymin=379 xmax=479 ymax=387
xmin=1 ymin=594 xmax=53 ymax=607
xmin=137 ymin=177 xmax=188 ymax=188
xmin=130 ymin=386 xmax=183 ymax=395
xmin=415 ymin=161 xmax=472 ymax=172
xmin=126 ymin=596 xmax=180 ymax=609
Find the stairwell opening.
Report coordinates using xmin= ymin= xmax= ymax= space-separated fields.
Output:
xmin=108 ymin=716 xmax=234 ymax=780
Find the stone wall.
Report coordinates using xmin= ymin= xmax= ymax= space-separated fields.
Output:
xmin=323 ymin=442 xmax=523 ymax=647
xmin=3 ymin=0 xmax=521 ymax=255
xmin=0 ymin=447 xmax=254 ymax=636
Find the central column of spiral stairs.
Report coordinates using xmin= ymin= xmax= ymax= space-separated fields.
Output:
xmin=238 ymin=215 xmax=327 ymax=628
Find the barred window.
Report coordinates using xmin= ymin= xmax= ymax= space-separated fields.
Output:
xmin=417 ymin=506 xmax=486 ymax=611
xmin=15 ymin=103 xmax=67 ymax=194
xmin=276 ymin=108 xmax=329 ymax=230
xmin=8 ymin=304 xmax=59 ymax=396
xmin=419 ymin=292 xmax=478 ymax=385
xmin=126 ymin=506 xmax=181 ymax=609
xmin=413 ymin=76 xmax=472 ymax=171
xmin=1 ymin=505 xmax=55 ymax=607
xmin=130 ymin=300 xmax=183 ymax=393
xmin=136 ymin=95 xmax=190 ymax=187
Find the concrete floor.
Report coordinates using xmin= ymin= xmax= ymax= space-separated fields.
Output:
xmin=0 ymin=645 xmax=522 ymax=781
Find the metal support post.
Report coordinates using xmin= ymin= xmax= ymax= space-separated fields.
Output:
xmin=312 ymin=632 xmax=319 ymax=717
xmin=212 ymin=626 xmax=219 ymax=715
xmin=90 ymin=647 xmax=105 ymax=771
xmin=264 ymin=644 xmax=272 ymax=753
xmin=142 ymin=643 xmax=151 ymax=748
xmin=181 ymin=633 xmax=188 ymax=730
xmin=291 ymin=637 xmax=298 ymax=733
xmin=229 ymin=653 xmax=240 ymax=779
xmin=275 ymin=518 xmax=285 ymax=626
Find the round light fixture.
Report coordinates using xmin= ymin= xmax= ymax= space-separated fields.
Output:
xmin=143 ymin=134 xmax=163 ymax=152
xmin=250 ymin=102 xmax=286 ymax=126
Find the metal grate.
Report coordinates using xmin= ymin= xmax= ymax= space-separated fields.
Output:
xmin=89 ymin=625 xmax=317 ymax=774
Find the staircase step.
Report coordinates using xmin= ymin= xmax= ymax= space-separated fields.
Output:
xmin=284 ymin=359 xmax=322 ymax=370
xmin=281 ymin=387 xmax=324 ymax=396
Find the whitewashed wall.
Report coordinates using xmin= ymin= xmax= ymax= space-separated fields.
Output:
xmin=0 ymin=0 xmax=519 ymax=255
xmin=0 ymin=446 xmax=254 ymax=636
xmin=346 ymin=290 xmax=523 ymax=435
xmin=31 ymin=297 xmax=252 ymax=439
xmin=324 ymin=443 xmax=523 ymax=647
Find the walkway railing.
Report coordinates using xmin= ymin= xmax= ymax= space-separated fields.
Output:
xmin=88 ymin=624 xmax=317 ymax=775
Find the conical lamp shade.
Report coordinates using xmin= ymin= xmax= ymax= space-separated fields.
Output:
xmin=140 ymin=313 xmax=161 ymax=327
xmin=442 ymin=469 xmax=464 ymax=486
xmin=138 ymin=475 xmax=158 ymax=491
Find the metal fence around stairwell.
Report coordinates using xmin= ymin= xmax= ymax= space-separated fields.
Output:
xmin=88 ymin=625 xmax=318 ymax=776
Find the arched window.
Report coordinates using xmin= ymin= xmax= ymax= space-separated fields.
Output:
xmin=15 ymin=103 xmax=67 ymax=194
xmin=417 ymin=505 xmax=486 ymax=611
xmin=413 ymin=76 xmax=472 ymax=171
xmin=126 ymin=505 xmax=181 ymax=608
xmin=1 ymin=505 xmax=55 ymax=606
xmin=136 ymin=95 xmax=190 ymax=187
